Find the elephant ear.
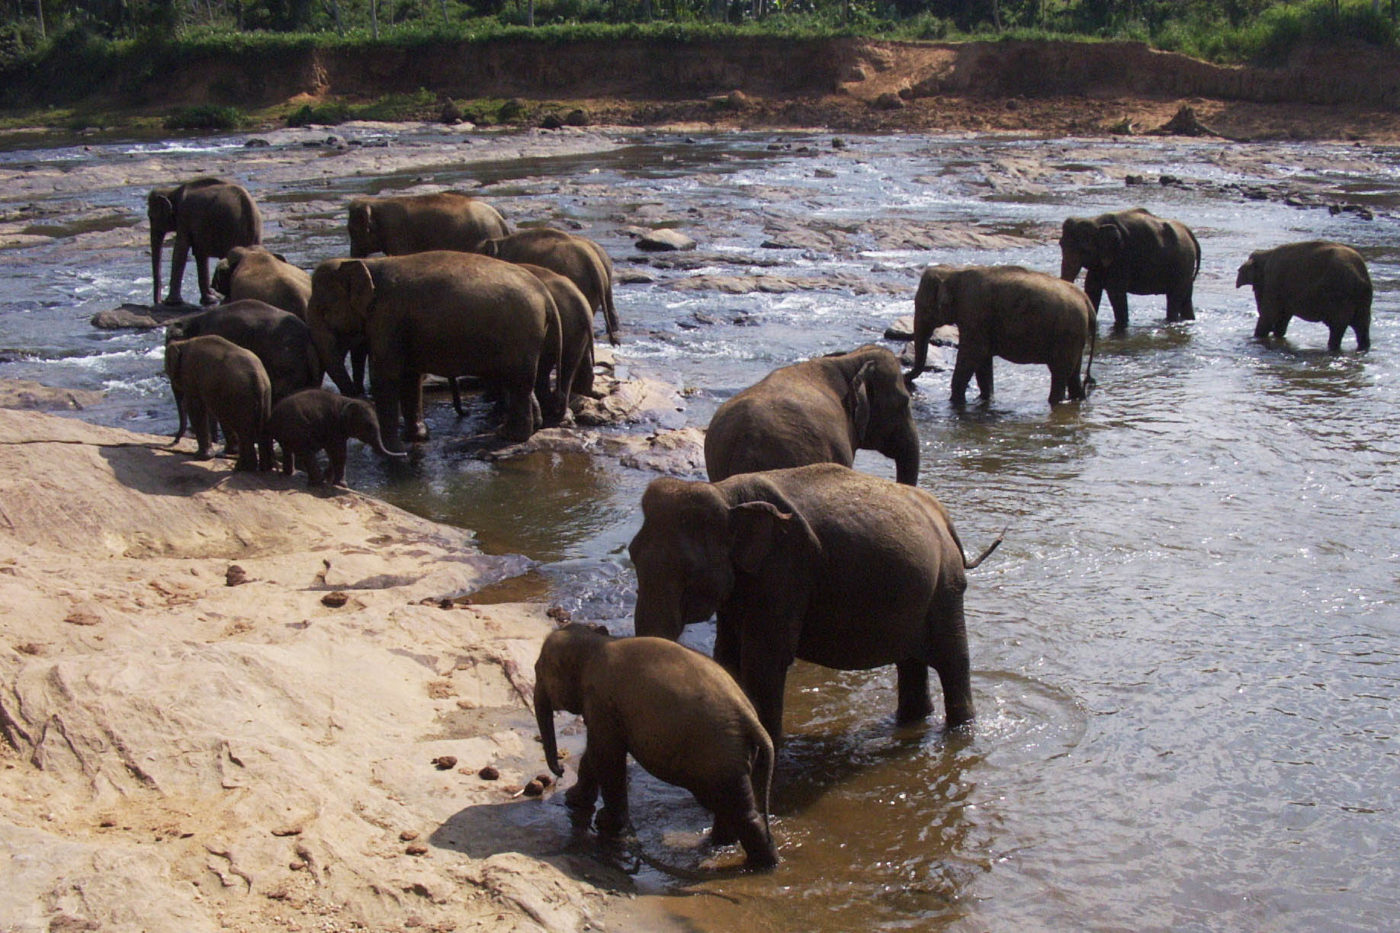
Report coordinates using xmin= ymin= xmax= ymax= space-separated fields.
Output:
xmin=1094 ymin=224 xmax=1125 ymax=266
xmin=844 ymin=360 xmax=874 ymax=444
xmin=339 ymin=260 xmax=376 ymax=323
xmin=729 ymin=501 xmax=791 ymax=575
xmin=1235 ymin=256 xmax=1257 ymax=288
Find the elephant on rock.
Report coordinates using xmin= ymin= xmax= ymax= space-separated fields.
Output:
xmin=212 ymin=246 xmax=312 ymax=319
xmin=347 ymin=191 xmax=510 ymax=258
xmin=1236 ymin=240 xmax=1372 ymax=352
xmin=473 ymin=228 xmax=619 ymax=345
xmin=148 ymin=178 xmax=262 ymax=307
xmin=907 ymin=265 xmax=1096 ymax=406
xmin=164 ymin=334 xmax=272 ymax=471
xmin=705 ymin=345 xmax=919 ymax=485
xmin=535 ymin=624 xmax=777 ymax=868
xmin=630 ymin=463 xmax=1002 ymax=746
xmin=306 ymin=251 xmax=562 ymax=448
xmin=267 ymin=388 xmax=407 ymax=487
xmin=1059 ymin=207 xmax=1200 ymax=328
xmin=164 ymin=300 xmax=322 ymax=405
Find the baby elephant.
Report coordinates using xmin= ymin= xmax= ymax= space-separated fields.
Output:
xmin=1236 ymin=240 xmax=1372 ymax=352
xmin=534 ymin=624 xmax=778 ymax=868
xmin=165 ymin=334 xmax=272 ymax=471
xmin=267 ymin=388 xmax=407 ymax=486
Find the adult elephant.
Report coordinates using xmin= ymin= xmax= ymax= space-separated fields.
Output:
xmin=1236 ymin=240 xmax=1372 ymax=352
xmin=212 ymin=246 xmax=312 ymax=319
xmin=1059 ymin=207 xmax=1200 ymax=328
xmin=472 ymin=228 xmax=619 ymax=346
xmin=705 ymin=345 xmax=919 ymax=485
xmin=347 ymin=191 xmax=510 ymax=258
xmin=906 ymin=265 xmax=1096 ymax=406
xmin=164 ymin=334 xmax=272 ymax=472
xmin=165 ymin=300 xmax=322 ymax=404
xmin=306 ymin=251 xmax=562 ymax=448
xmin=629 ymin=463 xmax=1002 ymax=745
xmin=148 ymin=177 xmax=262 ymax=307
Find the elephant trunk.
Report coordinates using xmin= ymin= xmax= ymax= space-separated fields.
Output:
xmin=151 ymin=229 xmax=166 ymax=305
xmin=313 ymin=328 xmax=357 ymax=396
xmin=352 ymin=409 xmax=408 ymax=460
xmin=535 ymin=683 xmax=564 ymax=777
xmin=1060 ymin=253 xmax=1082 ymax=284
xmin=907 ymin=304 xmax=936 ymax=384
xmin=886 ymin=425 xmax=920 ymax=486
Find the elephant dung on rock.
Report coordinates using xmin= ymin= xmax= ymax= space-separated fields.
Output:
xmin=164 ymin=334 xmax=272 ymax=471
xmin=705 ymin=344 xmax=919 ymax=485
xmin=630 ymin=463 xmax=1002 ymax=746
xmin=212 ymin=246 xmax=312 ymax=319
xmin=1059 ymin=207 xmax=1200 ymax=328
xmin=268 ymin=388 xmax=407 ymax=487
xmin=535 ymin=623 xmax=777 ymax=868
xmin=1236 ymin=240 xmax=1372 ymax=352
xmin=148 ymin=177 xmax=262 ymax=307
xmin=907 ymin=265 xmax=1096 ymax=406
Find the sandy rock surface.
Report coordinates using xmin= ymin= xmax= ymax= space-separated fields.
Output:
xmin=0 ymin=406 xmax=619 ymax=933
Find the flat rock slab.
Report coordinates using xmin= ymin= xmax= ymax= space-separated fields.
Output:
xmin=91 ymin=302 xmax=201 ymax=330
xmin=634 ymin=228 xmax=697 ymax=251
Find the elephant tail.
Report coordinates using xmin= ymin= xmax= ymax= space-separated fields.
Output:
xmin=753 ymin=731 xmax=775 ymax=848
xmin=963 ymin=527 xmax=1006 ymax=570
xmin=1083 ymin=314 xmax=1098 ymax=394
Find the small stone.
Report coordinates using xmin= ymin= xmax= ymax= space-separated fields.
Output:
xmin=320 ymin=591 xmax=349 ymax=608
xmin=400 ymin=829 xmax=419 ymax=841
xmin=405 ymin=844 xmax=429 ymax=856
xmin=432 ymin=755 xmax=457 ymax=771
xmin=225 ymin=565 xmax=248 ymax=587
xmin=478 ymin=765 xmax=500 ymax=780
xmin=289 ymin=860 xmax=308 ymax=871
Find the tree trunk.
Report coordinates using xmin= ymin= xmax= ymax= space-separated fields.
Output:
xmin=370 ymin=0 xmax=379 ymax=38
xmin=35 ymin=0 xmax=45 ymax=39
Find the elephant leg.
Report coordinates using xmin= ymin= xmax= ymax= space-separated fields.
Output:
xmin=974 ymin=358 xmax=994 ymax=401
xmin=1274 ymin=314 xmax=1292 ymax=339
xmin=714 ymin=617 xmax=742 ymax=680
xmin=280 ymin=445 xmax=295 ymax=476
xmin=564 ymin=747 xmax=601 ymax=828
xmin=256 ymin=435 xmax=274 ymax=472
xmin=328 ymin=439 xmax=348 ymax=485
xmin=1048 ymin=370 xmax=1067 ymax=405
xmin=451 ymin=377 xmax=467 ymax=417
xmin=498 ymin=380 xmax=538 ymax=442
xmin=1066 ymin=365 xmax=1085 ymax=402
xmin=233 ymin=429 xmax=259 ymax=471
xmin=189 ymin=397 xmax=212 ymax=459
xmin=588 ymin=733 xmax=632 ymax=837
xmin=1107 ymin=290 xmax=1130 ymax=329
xmin=927 ymin=599 xmax=975 ymax=729
xmin=1327 ymin=322 xmax=1347 ymax=353
xmin=895 ymin=660 xmax=934 ymax=723
xmin=573 ymin=343 xmax=597 ymax=398
xmin=1353 ymin=314 xmax=1371 ymax=352
xmin=740 ymin=645 xmax=792 ymax=747
xmin=1168 ymin=290 xmax=1195 ymax=321
xmin=400 ymin=373 xmax=428 ymax=443
xmin=194 ymin=250 xmax=217 ymax=305
xmin=351 ymin=346 xmax=368 ymax=397
xmin=701 ymin=780 xmax=776 ymax=868
xmin=1083 ymin=272 xmax=1105 ymax=313
xmin=1253 ymin=313 xmax=1273 ymax=340
xmin=304 ymin=451 xmax=326 ymax=486
xmin=165 ymin=234 xmax=191 ymax=305
xmin=949 ymin=352 xmax=977 ymax=407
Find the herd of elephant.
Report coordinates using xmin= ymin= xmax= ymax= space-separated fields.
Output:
xmin=149 ymin=175 xmax=1376 ymax=871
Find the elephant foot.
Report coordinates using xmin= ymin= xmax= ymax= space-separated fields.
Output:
xmin=402 ymin=422 xmax=429 ymax=444
xmin=497 ymin=423 xmax=535 ymax=443
xmin=160 ymin=295 xmax=187 ymax=308
xmin=709 ymin=820 xmax=738 ymax=847
xmin=199 ymin=294 xmax=219 ymax=306
xmin=595 ymin=808 xmax=629 ymax=837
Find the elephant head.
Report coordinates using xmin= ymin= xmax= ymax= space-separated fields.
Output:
xmin=342 ymin=397 xmax=406 ymax=459
xmin=1235 ymin=254 xmax=1259 ymax=288
xmin=907 ymin=266 xmax=963 ymax=385
xmin=629 ymin=477 xmax=820 ymax=641
xmin=533 ymin=624 xmax=610 ymax=776
xmin=307 ymin=259 xmax=375 ymax=395
xmin=148 ymin=188 xmax=179 ymax=305
xmin=836 ymin=348 xmax=919 ymax=485
xmin=1059 ymin=217 xmax=1123 ymax=282
xmin=347 ymin=201 xmax=378 ymax=258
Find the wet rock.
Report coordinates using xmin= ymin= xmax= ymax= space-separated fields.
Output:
xmin=244 ymin=138 xmax=271 ymax=148
xmin=635 ymin=229 xmax=696 ymax=252
xmin=540 ymin=113 xmax=565 ymax=131
xmin=90 ymin=303 xmax=197 ymax=330
xmin=0 ymin=379 xmax=104 ymax=412
xmin=565 ymin=109 xmax=590 ymax=127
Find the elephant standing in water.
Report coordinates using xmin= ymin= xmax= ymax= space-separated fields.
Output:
xmin=1059 ymin=207 xmax=1200 ymax=328
xmin=148 ymin=178 xmax=262 ymax=307
xmin=630 ymin=463 xmax=1002 ymax=746
xmin=906 ymin=265 xmax=1096 ymax=406
xmin=705 ymin=345 xmax=920 ymax=485
xmin=267 ymin=388 xmax=407 ymax=487
xmin=1236 ymin=240 xmax=1372 ymax=352
xmin=472 ymin=228 xmax=620 ymax=346
xmin=164 ymin=334 xmax=272 ymax=471
xmin=346 ymin=191 xmax=510 ymax=257
xmin=535 ymin=624 xmax=777 ymax=868
xmin=212 ymin=246 xmax=312 ymax=319
xmin=164 ymin=300 xmax=322 ymax=405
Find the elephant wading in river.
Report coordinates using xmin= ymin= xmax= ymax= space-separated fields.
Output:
xmin=907 ymin=265 xmax=1096 ymax=406
xmin=705 ymin=345 xmax=919 ymax=485
xmin=165 ymin=300 xmax=322 ymax=405
xmin=165 ymin=334 xmax=272 ymax=471
xmin=629 ymin=463 xmax=1002 ymax=745
xmin=535 ymin=624 xmax=778 ymax=868
xmin=1236 ymin=240 xmax=1372 ymax=352
xmin=148 ymin=178 xmax=262 ymax=307
xmin=472 ymin=228 xmax=619 ymax=346
xmin=268 ymin=388 xmax=407 ymax=487
xmin=1059 ymin=207 xmax=1200 ymax=328
xmin=212 ymin=246 xmax=312 ymax=319
xmin=347 ymin=191 xmax=510 ymax=258
xmin=306 ymin=251 xmax=562 ymax=448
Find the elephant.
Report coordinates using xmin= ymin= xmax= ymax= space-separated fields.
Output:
xmin=148 ymin=177 xmax=262 ymax=307
xmin=472 ymin=228 xmax=619 ymax=346
xmin=704 ymin=345 xmax=919 ymax=485
xmin=906 ymin=265 xmax=1096 ymax=406
xmin=267 ymin=388 xmax=408 ymax=486
xmin=306 ymin=251 xmax=562 ymax=449
xmin=1235 ymin=240 xmax=1372 ymax=352
xmin=164 ymin=334 xmax=272 ymax=472
xmin=347 ymin=191 xmax=510 ymax=258
xmin=629 ymin=463 xmax=1002 ymax=746
xmin=211 ymin=246 xmax=312 ymax=319
xmin=1059 ymin=207 xmax=1200 ymax=328
xmin=535 ymin=623 xmax=778 ymax=868
xmin=164 ymin=300 xmax=323 ymax=405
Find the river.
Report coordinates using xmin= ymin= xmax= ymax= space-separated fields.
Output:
xmin=1 ymin=124 xmax=1397 ymax=932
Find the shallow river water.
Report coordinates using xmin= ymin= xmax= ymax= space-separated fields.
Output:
xmin=2 ymin=125 xmax=1398 ymax=932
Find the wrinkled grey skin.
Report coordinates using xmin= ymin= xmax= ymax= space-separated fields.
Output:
xmin=473 ymin=228 xmax=619 ymax=345
xmin=704 ymin=345 xmax=919 ymax=485
xmin=346 ymin=191 xmax=510 ymax=258
xmin=164 ymin=300 xmax=322 ymax=405
xmin=267 ymin=388 xmax=408 ymax=487
xmin=164 ymin=334 xmax=272 ymax=471
xmin=630 ymin=463 xmax=1001 ymax=746
xmin=212 ymin=246 xmax=312 ymax=319
xmin=1059 ymin=207 xmax=1200 ymax=328
xmin=1236 ymin=240 xmax=1372 ymax=352
xmin=907 ymin=265 xmax=1096 ymax=406
xmin=535 ymin=624 xmax=777 ymax=868
xmin=148 ymin=178 xmax=262 ymax=307
xmin=306 ymin=251 xmax=562 ymax=449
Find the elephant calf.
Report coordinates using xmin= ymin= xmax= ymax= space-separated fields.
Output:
xmin=267 ymin=389 xmax=407 ymax=487
xmin=1236 ymin=240 xmax=1372 ymax=352
xmin=705 ymin=345 xmax=920 ymax=485
xmin=165 ymin=334 xmax=272 ymax=471
xmin=535 ymin=624 xmax=777 ymax=868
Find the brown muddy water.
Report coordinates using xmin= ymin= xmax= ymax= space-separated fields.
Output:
xmin=2 ymin=125 xmax=1398 ymax=932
